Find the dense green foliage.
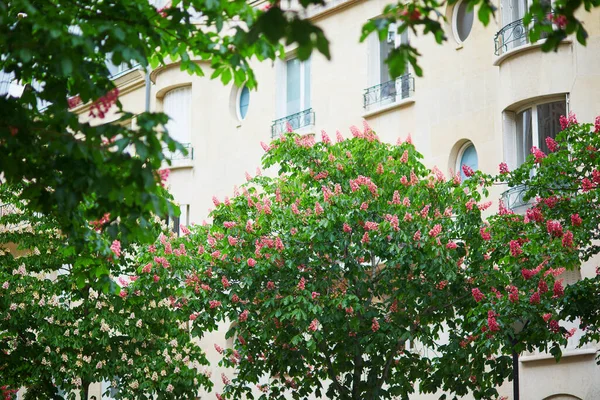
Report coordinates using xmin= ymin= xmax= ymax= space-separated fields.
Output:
xmin=129 ymin=125 xmax=587 ymax=400
xmin=0 ymin=185 xmax=212 ymax=399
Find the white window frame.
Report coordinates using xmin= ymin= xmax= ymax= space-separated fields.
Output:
xmin=367 ymin=24 xmax=409 ymax=87
xmin=236 ymin=85 xmax=250 ymax=121
xmin=275 ymin=55 xmax=312 ymax=120
xmin=452 ymin=0 xmax=475 ymax=44
xmin=455 ymin=142 xmax=478 ymax=179
xmin=504 ymin=95 xmax=568 ymax=170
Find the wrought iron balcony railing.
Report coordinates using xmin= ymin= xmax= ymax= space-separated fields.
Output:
xmin=163 ymin=142 xmax=193 ymax=161
xmin=363 ymin=74 xmax=414 ymax=110
xmin=500 ymin=184 xmax=531 ymax=212
xmin=494 ymin=17 xmax=552 ymax=56
xmin=0 ymin=203 xmax=19 ymax=217
xmin=271 ymin=108 xmax=315 ymax=138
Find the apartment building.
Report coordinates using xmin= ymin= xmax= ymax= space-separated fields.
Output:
xmin=5 ymin=0 xmax=598 ymax=398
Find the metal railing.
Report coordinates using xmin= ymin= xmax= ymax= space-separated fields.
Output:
xmin=0 ymin=203 xmax=19 ymax=217
xmin=163 ymin=142 xmax=193 ymax=161
xmin=500 ymin=184 xmax=531 ymax=212
xmin=271 ymin=108 xmax=315 ymax=138
xmin=363 ymin=74 xmax=414 ymax=110
xmin=494 ymin=17 xmax=552 ymax=56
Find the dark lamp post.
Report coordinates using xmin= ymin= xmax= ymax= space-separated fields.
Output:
xmin=510 ymin=319 xmax=528 ymax=400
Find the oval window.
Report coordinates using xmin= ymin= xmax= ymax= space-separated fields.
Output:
xmin=458 ymin=143 xmax=478 ymax=181
xmin=238 ymin=85 xmax=250 ymax=120
xmin=453 ymin=0 xmax=474 ymax=43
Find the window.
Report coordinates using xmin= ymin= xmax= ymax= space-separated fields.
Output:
xmin=101 ymin=379 xmax=119 ymax=399
xmin=166 ymin=204 xmax=189 ymax=236
xmin=453 ymin=0 xmax=474 ymax=42
xmin=284 ymin=57 xmax=311 ymax=117
xmin=368 ymin=25 xmax=409 ymax=87
xmin=501 ymin=0 xmax=528 ymax=26
xmin=457 ymin=143 xmax=479 ymax=181
xmin=163 ymin=86 xmax=192 ymax=159
xmin=273 ymin=57 xmax=314 ymax=136
xmin=364 ymin=25 xmax=412 ymax=109
xmin=237 ymin=85 xmax=250 ymax=121
xmin=512 ymin=99 xmax=566 ymax=167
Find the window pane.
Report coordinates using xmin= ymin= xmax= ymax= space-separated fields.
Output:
xmin=286 ymin=58 xmax=301 ymax=115
xmin=303 ymin=58 xmax=311 ymax=111
xmin=516 ymin=108 xmax=532 ymax=166
xmin=239 ymin=86 xmax=250 ymax=120
xmin=459 ymin=144 xmax=479 ymax=181
xmin=164 ymin=86 xmax=191 ymax=144
xmin=455 ymin=1 xmax=474 ymax=42
xmin=379 ymin=34 xmax=394 ymax=83
xmin=537 ymin=101 xmax=566 ymax=153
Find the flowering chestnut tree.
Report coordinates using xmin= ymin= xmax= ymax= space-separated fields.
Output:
xmin=0 ymin=185 xmax=212 ymax=399
xmin=488 ymin=115 xmax=600 ymax=355
xmin=159 ymin=125 xmax=580 ymax=400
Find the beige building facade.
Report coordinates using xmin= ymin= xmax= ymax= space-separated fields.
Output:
xmin=64 ymin=0 xmax=600 ymax=398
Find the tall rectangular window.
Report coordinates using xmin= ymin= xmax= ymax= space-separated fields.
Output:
xmin=163 ymin=86 xmax=192 ymax=160
xmin=512 ymin=99 xmax=566 ymax=168
xmin=285 ymin=58 xmax=311 ymax=116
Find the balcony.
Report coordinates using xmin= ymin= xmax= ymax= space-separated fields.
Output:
xmin=500 ymin=184 xmax=532 ymax=213
xmin=163 ymin=142 xmax=194 ymax=169
xmin=494 ymin=18 xmax=530 ymax=56
xmin=363 ymin=74 xmax=415 ymax=114
xmin=494 ymin=17 xmax=555 ymax=62
xmin=271 ymin=108 xmax=315 ymax=138
xmin=0 ymin=203 xmax=18 ymax=217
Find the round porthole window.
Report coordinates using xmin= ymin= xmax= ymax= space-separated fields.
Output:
xmin=453 ymin=0 xmax=474 ymax=43
xmin=457 ymin=143 xmax=478 ymax=181
xmin=237 ymin=85 xmax=250 ymax=121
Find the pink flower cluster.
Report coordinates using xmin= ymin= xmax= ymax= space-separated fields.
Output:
xmin=472 ymin=288 xmax=485 ymax=302
xmin=546 ymin=220 xmax=563 ymax=237
xmin=545 ymin=137 xmax=558 ymax=152
xmin=371 ymin=318 xmax=380 ymax=332
xmin=509 ymin=240 xmax=522 ymax=257
xmin=110 ymin=240 xmax=121 ymax=258
xmin=89 ymin=88 xmax=119 ymax=119
xmin=487 ymin=311 xmax=500 ymax=332
xmin=531 ymin=146 xmax=546 ymax=163
xmin=559 ymin=112 xmax=578 ymax=130
xmin=349 ymin=175 xmax=379 ymax=197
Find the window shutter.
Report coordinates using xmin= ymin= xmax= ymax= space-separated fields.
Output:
xmin=163 ymin=86 xmax=191 ymax=144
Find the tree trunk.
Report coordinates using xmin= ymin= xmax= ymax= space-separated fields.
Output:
xmin=81 ymin=381 xmax=90 ymax=400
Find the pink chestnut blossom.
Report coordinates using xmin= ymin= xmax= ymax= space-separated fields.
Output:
xmin=509 ymin=240 xmax=522 ymax=257
xmin=472 ymin=288 xmax=485 ymax=302
xmin=247 ymin=258 xmax=257 ymax=267
xmin=531 ymin=146 xmax=546 ymax=163
xmin=110 ymin=240 xmax=121 ymax=258
xmin=309 ymin=319 xmax=319 ymax=332
xmin=545 ymin=137 xmax=558 ymax=152
xmin=371 ymin=318 xmax=380 ymax=332
xmin=499 ymin=162 xmax=510 ymax=174
xmin=321 ymin=130 xmax=331 ymax=144
xmin=487 ymin=311 xmax=500 ymax=332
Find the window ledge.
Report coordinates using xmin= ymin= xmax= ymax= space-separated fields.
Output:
xmin=362 ymin=98 xmax=415 ymax=118
xmin=166 ymin=160 xmax=194 ymax=170
xmin=493 ymin=38 xmax=572 ymax=67
xmin=520 ymin=347 xmax=597 ymax=363
xmin=296 ymin=125 xmax=316 ymax=136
